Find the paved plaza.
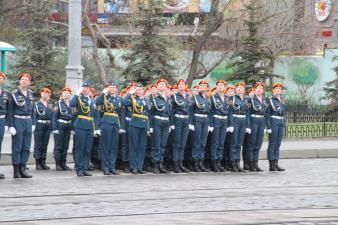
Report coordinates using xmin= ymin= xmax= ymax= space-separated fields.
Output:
xmin=0 ymin=158 xmax=338 ymax=224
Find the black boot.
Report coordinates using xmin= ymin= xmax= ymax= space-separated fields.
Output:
xmin=269 ymin=160 xmax=277 ymax=171
xmin=193 ymin=159 xmax=201 ymax=172
xmin=236 ymin=160 xmax=244 ymax=172
xmin=153 ymin=161 xmax=160 ymax=174
xmin=0 ymin=172 xmax=4 ymax=179
xmin=61 ymin=160 xmax=71 ymax=171
xmin=41 ymin=158 xmax=50 ymax=170
xmin=35 ymin=159 xmax=44 ymax=170
xmin=211 ymin=160 xmax=220 ymax=172
xmin=254 ymin=160 xmax=263 ymax=172
xmin=231 ymin=160 xmax=239 ymax=172
xmin=20 ymin=165 xmax=32 ymax=178
xmin=159 ymin=161 xmax=170 ymax=173
xmin=243 ymin=160 xmax=250 ymax=170
xmin=249 ymin=161 xmax=256 ymax=172
xmin=275 ymin=160 xmax=285 ymax=171
xmin=217 ymin=160 xmax=226 ymax=172
xmin=226 ymin=160 xmax=232 ymax=171
xmin=199 ymin=160 xmax=210 ymax=172
xmin=173 ymin=161 xmax=182 ymax=173
xmin=179 ymin=160 xmax=190 ymax=172
xmin=13 ymin=165 xmax=22 ymax=178
xmin=123 ymin=161 xmax=130 ymax=173
xmin=56 ymin=160 xmax=63 ymax=171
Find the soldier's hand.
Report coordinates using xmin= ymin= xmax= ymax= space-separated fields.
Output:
xmin=9 ymin=127 xmax=16 ymax=136
xmin=189 ymin=124 xmax=195 ymax=131
xmin=129 ymin=87 xmax=137 ymax=95
xmin=266 ymin=129 xmax=272 ymax=134
xmin=208 ymin=126 xmax=214 ymax=132
xmin=149 ymin=128 xmax=153 ymax=134
xmin=103 ymin=87 xmax=109 ymax=95
xmin=32 ymin=125 xmax=36 ymax=133
xmin=76 ymin=87 xmax=83 ymax=96
xmin=245 ymin=128 xmax=251 ymax=134
xmin=95 ymin=130 xmax=101 ymax=136
xmin=119 ymin=129 xmax=126 ymax=134
xmin=4 ymin=126 xmax=8 ymax=132
xmin=71 ymin=131 xmax=75 ymax=135
xmin=227 ymin=127 xmax=234 ymax=133
xmin=170 ymin=125 xmax=175 ymax=130
xmin=53 ymin=130 xmax=59 ymax=135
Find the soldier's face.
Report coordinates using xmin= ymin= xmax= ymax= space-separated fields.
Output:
xmin=135 ymin=88 xmax=144 ymax=96
xmin=199 ymin=84 xmax=208 ymax=92
xmin=62 ymin=91 xmax=71 ymax=99
xmin=0 ymin=77 xmax=5 ymax=85
xmin=82 ymin=87 xmax=90 ymax=95
xmin=273 ymin=87 xmax=282 ymax=95
xmin=256 ymin=86 xmax=264 ymax=95
xmin=157 ymin=82 xmax=166 ymax=91
xmin=177 ymin=82 xmax=185 ymax=91
xmin=249 ymin=92 xmax=255 ymax=98
xmin=227 ymin=90 xmax=235 ymax=96
xmin=151 ymin=87 xmax=158 ymax=95
xmin=109 ymin=86 xmax=117 ymax=94
xmin=216 ymin=83 xmax=225 ymax=92
xmin=236 ymin=86 xmax=245 ymax=95
xmin=19 ymin=77 xmax=31 ymax=88
xmin=41 ymin=92 xmax=50 ymax=100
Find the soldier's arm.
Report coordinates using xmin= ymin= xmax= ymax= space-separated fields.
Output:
xmin=70 ymin=95 xmax=79 ymax=108
xmin=121 ymin=93 xmax=132 ymax=106
xmin=95 ymin=92 xmax=105 ymax=105
xmin=7 ymin=92 xmax=14 ymax=127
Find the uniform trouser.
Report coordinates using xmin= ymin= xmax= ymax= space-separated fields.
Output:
xmin=91 ymin=136 xmax=101 ymax=162
xmin=172 ymin=118 xmax=189 ymax=161
xmin=267 ymin=118 xmax=284 ymax=160
xmin=100 ymin=123 xmax=119 ymax=171
xmin=0 ymin=118 xmax=5 ymax=160
xmin=223 ymin=132 xmax=231 ymax=161
xmin=248 ymin=117 xmax=265 ymax=161
xmin=229 ymin=117 xmax=246 ymax=160
xmin=192 ymin=117 xmax=209 ymax=160
xmin=210 ymin=119 xmax=228 ymax=160
xmin=129 ymin=126 xmax=147 ymax=170
xmin=242 ymin=134 xmax=250 ymax=161
xmin=74 ymin=128 xmax=93 ymax=173
xmin=120 ymin=121 xmax=129 ymax=162
xmin=11 ymin=118 xmax=32 ymax=166
xmin=34 ymin=123 xmax=51 ymax=160
xmin=53 ymin=123 xmax=72 ymax=161
xmin=151 ymin=119 xmax=169 ymax=162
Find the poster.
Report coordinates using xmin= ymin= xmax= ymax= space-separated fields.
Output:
xmin=314 ymin=0 xmax=331 ymax=22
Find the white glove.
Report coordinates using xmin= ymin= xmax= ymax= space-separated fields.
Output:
xmin=71 ymin=130 xmax=75 ymax=135
xmin=129 ymin=88 xmax=137 ymax=95
xmin=227 ymin=127 xmax=234 ymax=133
xmin=208 ymin=126 xmax=214 ymax=132
xmin=149 ymin=128 xmax=153 ymax=133
xmin=246 ymin=128 xmax=251 ymax=134
xmin=32 ymin=125 xmax=36 ymax=133
xmin=9 ymin=127 xmax=16 ymax=136
xmin=119 ymin=129 xmax=126 ymax=134
xmin=266 ymin=129 xmax=272 ymax=134
xmin=189 ymin=124 xmax=195 ymax=131
xmin=103 ymin=87 xmax=109 ymax=95
xmin=53 ymin=130 xmax=59 ymax=135
xmin=95 ymin=130 xmax=101 ymax=136
xmin=76 ymin=87 xmax=83 ymax=96
xmin=4 ymin=126 xmax=8 ymax=132
xmin=170 ymin=125 xmax=175 ymax=130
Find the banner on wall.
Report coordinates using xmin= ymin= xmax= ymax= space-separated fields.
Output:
xmin=97 ymin=0 xmax=211 ymax=23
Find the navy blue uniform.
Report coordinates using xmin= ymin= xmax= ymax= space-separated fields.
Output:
xmin=70 ymin=94 xmax=98 ymax=175
xmin=122 ymin=94 xmax=150 ymax=173
xmin=247 ymin=95 xmax=268 ymax=162
xmin=228 ymin=95 xmax=250 ymax=163
xmin=8 ymin=88 xmax=35 ymax=168
xmin=210 ymin=92 xmax=229 ymax=161
xmin=150 ymin=93 xmax=171 ymax=163
xmin=0 ymin=90 xmax=9 ymax=163
xmin=267 ymin=95 xmax=286 ymax=161
xmin=33 ymin=100 xmax=52 ymax=162
xmin=171 ymin=92 xmax=190 ymax=162
xmin=190 ymin=93 xmax=211 ymax=160
xmin=52 ymin=99 xmax=73 ymax=166
xmin=96 ymin=93 xmax=125 ymax=173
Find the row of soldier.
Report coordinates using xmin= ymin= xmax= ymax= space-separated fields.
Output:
xmin=0 ymin=72 xmax=286 ymax=178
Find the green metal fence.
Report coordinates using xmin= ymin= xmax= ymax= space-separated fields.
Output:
xmin=284 ymin=122 xmax=338 ymax=139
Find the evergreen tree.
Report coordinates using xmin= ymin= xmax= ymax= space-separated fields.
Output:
xmin=227 ymin=0 xmax=277 ymax=87
xmin=11 ymin=0 xmax=63 ymax=98
xmin=122 ymin=0 xmax=176 ymax=86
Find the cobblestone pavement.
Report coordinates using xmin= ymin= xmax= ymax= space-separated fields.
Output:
xmin=0 ymin=158 xmax=337 ymax=225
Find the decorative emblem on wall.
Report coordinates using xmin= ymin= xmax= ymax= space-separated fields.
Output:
xmin=314 ymin=0 xmax=331 ymax=22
